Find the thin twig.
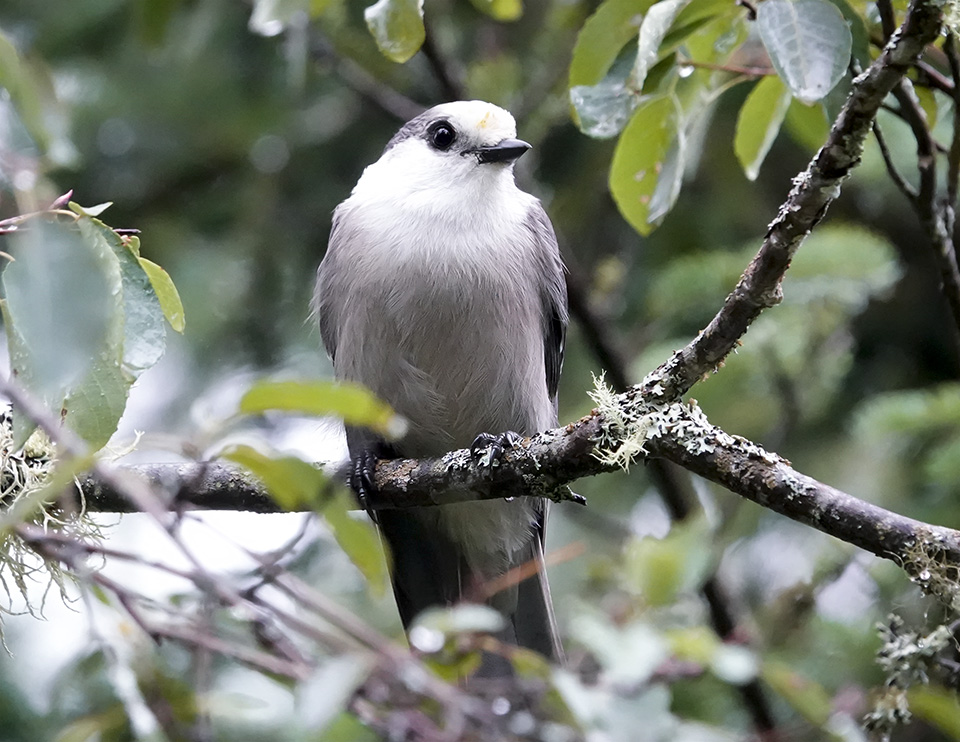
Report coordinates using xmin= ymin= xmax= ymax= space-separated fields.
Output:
xmin=677 ymin=57 xmax=774 ymax=78
xmin=891 ymin=78 xmax=960 ymax=348
xmin=873 ymin=120 xmax=918 ymax=201
xmin=944 ymin=33 xmax=960 ymax=208
xmin=420 ymin=21 xmax=464 ymax=101
xmin=915 ymin=60 xmax=955 ymax=94
xmin=309 ymin=33 xmax=424 ymax=121
xmin=877 ymin=0 xmax=897 ymax=40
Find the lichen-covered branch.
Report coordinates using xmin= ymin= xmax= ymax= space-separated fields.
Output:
xmin=79 ymin=394 xmax=960 ymax=581
xmin=641 ymin=0 xmax=944 ymax=402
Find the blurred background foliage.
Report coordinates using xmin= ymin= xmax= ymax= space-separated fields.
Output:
xmin=2 ymin=0 xmax=960 ymax=739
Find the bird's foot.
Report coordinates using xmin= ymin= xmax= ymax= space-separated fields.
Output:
xmin=470 ymin=430 xmax=523 ymax=473
xmin=349 ymin=448 xmax=381 ymax=521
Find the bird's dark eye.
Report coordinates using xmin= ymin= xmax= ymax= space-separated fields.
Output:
xmin=428 ymin=121 xmax=456 ymax=151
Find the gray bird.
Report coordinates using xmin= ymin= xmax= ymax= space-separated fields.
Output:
xmin=313 ymin=100 xmax=567 ymax=665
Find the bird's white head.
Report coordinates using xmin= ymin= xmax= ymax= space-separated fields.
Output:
xmin=360 ymin=101 xmax=531 ymax=196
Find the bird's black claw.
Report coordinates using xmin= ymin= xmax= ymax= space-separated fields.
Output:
xmin=349 ymin=449 xmax=380 ymax=521
xmin=470 ymin=430 xmax=523 ymax=472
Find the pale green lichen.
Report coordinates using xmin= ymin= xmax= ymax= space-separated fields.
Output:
xmin=588 ymin=373 xmax=658 ymax=471
xmin=0 ymin=416 xmax=105 ymax=647
xmin=901 ymin=533 xmax=960 ymax=613
xmin=589 ymin=374 xmax=782 ymax=470
xmin=865 ymin=614 xmax=954 ymax=740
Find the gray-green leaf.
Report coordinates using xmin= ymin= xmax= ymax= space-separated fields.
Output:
xmin=2 ymin=222 xmax=116 ymax=402
xmin=632 ymin=0 xmax=691 ymax=92
xmin=756 ymin=0 xmax=852 ymax=104
xmin=364 ymin=0 xmax=425 ymax=64
xmin=609 ymin=95 xmax=680 ymax=235
xmin=734 ymin=75 xmax=792 ymax=180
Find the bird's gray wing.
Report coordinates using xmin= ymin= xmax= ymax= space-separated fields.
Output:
xmin=525 ymin=202 xmax=568 ymax=408
xmin=509 ymin=202 xmax=568 ymax=662
xmin=312 ymin=204 xmax=353 ymax=363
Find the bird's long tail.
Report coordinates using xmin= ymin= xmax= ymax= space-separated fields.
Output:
xmin=376 ymin=508 xmax=563 ymax=671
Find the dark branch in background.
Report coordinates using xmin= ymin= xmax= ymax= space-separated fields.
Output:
xmin=873 ymin=0 xmax=960 ymax=349
xmin=309 ymin=34 xmax=425 ymax=121
xmin=642 ymin=0 xmax=943 ymax=402
xmin=890 ymin=78 xmax=960 ymax=348
xmin=564 ymin=268 xmax=778 ymax=735
xmin=564 ymin=268 xmax=632 ymax=391
xmin=945 ymin=34 xmax=960 ymax=207
xmin=873 ymin=119 xmax=918 ymax=199
xmin=420 ymin=21 xmax=464 ymax=101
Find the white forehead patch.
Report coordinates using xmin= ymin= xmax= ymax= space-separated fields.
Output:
xmin=431 ymin=100 xmax=517 ymax=143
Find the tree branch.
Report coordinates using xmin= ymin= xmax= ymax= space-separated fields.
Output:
xmin=641 ymin=0 xmax=943 ymax=402
xmin=74 ymin=395 xmax=960 ymax=582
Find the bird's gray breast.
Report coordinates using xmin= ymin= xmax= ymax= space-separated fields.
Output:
xmin=343 ymin=232 xmax=548 ymax=456
xmin=328 ymin=198 xmax=554 ymax=565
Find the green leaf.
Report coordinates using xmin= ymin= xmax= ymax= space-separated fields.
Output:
xmin=609 ymin=95 xmax=679 ymax=235
xmin=78 ymin=217 xmax=166 ymax=374
xmin=908 ymin=686 xmax=960 ymax=739
xmin=783 ymin=98 xmax=831 ymax=152
xmin=1 ymin=304 xmax=38 ymax=446
xmin=222 ymin=444 xmax=330 ymax=510
xmin=675 ymin=6 xmax=746 ymax=64
xmin=734 ymin=75 xmax=792 ymax=180
xmin=570 ymin=57 xmax=643 ymax=138
xmin=569 ymin=0 xmax=650 ymax=88
xmin=68 ymin=201 xmax=112 ymax=218
xmin=1 ymin=211 xmax=171 ymax=451
xmin=240 ymin=380 xmax=407 ymax=438
xmin=670 ymin=0 xmax=739 ymax=30
xmin=139 ymin=258 xmax=186 ymax=333
xmin=2 ymin=222 xmax=116 ymax=401
xmin=321 ymin=487 xmax=389 ymax=594
xmin=363 ymin=0 xmax=425 ymax=64
xmin=223 ymin=444 xmax=388 ymax=591
xmin=648 ymin=133 xmax=684 ymax=224
xmin=916 ymin=84 xmax=938 ymax=131
xmin=632 ymin=0 xmax=691 ymax=92
xmin=469 ymin=0 xmax=522 ymax=22
xmin=622 ymin=516 xmax=713 ymax=605
xmin=1 ymin=218 xmax=131 ymax=450
xmin=756 ymin=0 xmax=852 ymax=104
xmin=762 ymin=661 xmax=832 ymax=725
xmin=825 ymin=0 xmax=870 ymax=65
xmin=62 ymin=357 xmax=133 ymax=449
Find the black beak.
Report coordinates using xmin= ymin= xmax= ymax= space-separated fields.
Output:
xmin=467 ymin=138 xmax=532 ymax=164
